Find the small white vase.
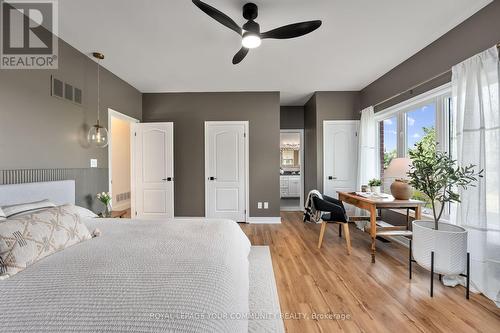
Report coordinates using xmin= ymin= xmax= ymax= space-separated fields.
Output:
xmin=412 ymin=220 xmax=468 ymax=275
xmin=103 ymin=202 xmax=112 ymax=218
xmin=371 ymin=186 xmax=381 ymax=194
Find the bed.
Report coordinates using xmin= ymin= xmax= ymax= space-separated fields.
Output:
xmin=0 ymin=181 xmax=251 ymax=333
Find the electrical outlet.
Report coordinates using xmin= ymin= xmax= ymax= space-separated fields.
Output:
xmin=90 ymin=159 xmax=98 ymax=168
xmin=257 ymin=202 xmax=263 ymax=209
xmin=264 ymin=202 xmax=269 ymax=209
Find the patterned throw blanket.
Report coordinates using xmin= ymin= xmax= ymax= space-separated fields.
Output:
xmin=303 ymin=190 xmax=322 ymax=223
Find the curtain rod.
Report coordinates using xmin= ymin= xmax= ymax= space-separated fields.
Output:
xmin=373 ymin=43 xmax=500 ymax=109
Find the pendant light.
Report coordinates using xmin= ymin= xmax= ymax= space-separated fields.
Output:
xmin=87 ymin=52 xmax=109 ymax=148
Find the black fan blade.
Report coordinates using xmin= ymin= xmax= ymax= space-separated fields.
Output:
xmin=192 ymin=0 xmax=241 ymax=35
xmin=261 ymin=20 xmax=322 ymax=39
xmin=232 ymin=47 xmax=249 ymax=64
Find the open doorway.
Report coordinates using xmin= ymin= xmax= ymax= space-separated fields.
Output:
xmin=108 ymin=109 xmax=139 ymax=215
xmin=280 ymin=130 xmax=304 ymax=211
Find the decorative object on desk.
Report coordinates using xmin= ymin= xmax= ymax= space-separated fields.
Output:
xmin=368 ymin=178 xmax=382 ymax=194
xmin=96 ymin=192 xmax=112 ymax=218
xmin=87 ymin=52 xmax=109 ymax=148
xmin=385 ymin=158 xmax=413 ymax=200
xmin=407 ymin=138 xmax=482 ymax=297
xmin=361 ymin=185 xmax=369 ymax=192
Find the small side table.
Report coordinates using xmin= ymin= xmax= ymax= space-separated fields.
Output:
xmin=97 ymin=210 xmax=128 ymax=218
xmin=111 ymin=210 xmax=128 ymax=218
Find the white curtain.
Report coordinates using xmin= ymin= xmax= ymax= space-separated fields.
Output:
xmin=357 ymin=106 xmax=378 ymax=190
xmin=451 ymin=46 xmax=500 ymax=307
xmin=355 ymin=107 xmax=379 ymax=223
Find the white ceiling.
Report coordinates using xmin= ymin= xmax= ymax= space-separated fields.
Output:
xmin=58 ymin=0 xmax=492 ymax=105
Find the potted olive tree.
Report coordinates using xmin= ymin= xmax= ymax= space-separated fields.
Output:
xmin=407 ymin=138 xmax=482 ymax=277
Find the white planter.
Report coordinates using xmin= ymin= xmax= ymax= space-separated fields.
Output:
xmin=412 ymin=220 xmax=468 ymax=275
xmin=371 ymin=186 xmax=381 ymax=194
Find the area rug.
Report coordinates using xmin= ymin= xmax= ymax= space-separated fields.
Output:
xmin=248 ymin=246 xmax=285 ymax=333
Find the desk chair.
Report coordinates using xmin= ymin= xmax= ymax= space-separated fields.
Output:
xmin=314 ymin=195 xmax=352 ymax=255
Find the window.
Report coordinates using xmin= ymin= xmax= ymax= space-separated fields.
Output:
xmin=381 ymin=116 xmax=397 ymax=170
xmin=406 ymin=103 xmax=436 ymax=153
xmin=376 ymin=85 xmax=452 ymax=216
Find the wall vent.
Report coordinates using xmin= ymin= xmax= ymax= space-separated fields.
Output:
xmin=51 ymin=76 xmax=83 ymax=106
xmin=116 ymin=192 xmax=131 ymax=203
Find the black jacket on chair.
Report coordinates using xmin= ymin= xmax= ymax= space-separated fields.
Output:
xmin=312 ymin=195 xmax=348 ymax=223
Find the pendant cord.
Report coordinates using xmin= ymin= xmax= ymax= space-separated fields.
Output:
xmin=97 ymin=58 xmax=100 ymax=125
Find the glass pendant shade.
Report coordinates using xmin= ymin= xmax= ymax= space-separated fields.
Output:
xmin=88 ymin=122 xmax=109 ymax=148
xmin=87 ymin=52 xmax=109 ymax=148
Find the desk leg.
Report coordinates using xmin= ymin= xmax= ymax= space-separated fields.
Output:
xmin=370 ymin=205 xmax=377 ymax=263
xmin=415 ymin=205 xmax=422 ymax=220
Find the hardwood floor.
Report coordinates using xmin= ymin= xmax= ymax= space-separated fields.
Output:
xmin=240 ymin=211 xmax=500 ymax=333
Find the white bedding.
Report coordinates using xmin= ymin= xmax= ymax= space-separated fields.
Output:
xmin=0 ymin=218 xmax=251 ymax=333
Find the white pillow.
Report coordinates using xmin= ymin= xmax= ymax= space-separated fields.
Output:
xmin=0 ymin=207 xmax=5 ymax=221
xmin=1 ymin=199 xmax=56 ymax=218
xmin=0 ymin=205 xmax=92 ymax=278
xmin=63 ymin=204 xmax=98 ymax=219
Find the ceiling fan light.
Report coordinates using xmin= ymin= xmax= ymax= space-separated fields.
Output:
xmin=242 ymin=33 xmax=261 ymax=49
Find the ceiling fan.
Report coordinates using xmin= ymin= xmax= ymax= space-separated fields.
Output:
xmin=192 ymin=0 xmax=322 ymax=64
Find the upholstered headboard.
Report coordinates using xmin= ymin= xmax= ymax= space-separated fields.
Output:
xmin=0 ymin=180 xmax=75 ymax=206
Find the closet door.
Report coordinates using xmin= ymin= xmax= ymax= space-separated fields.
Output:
xmin=323 ymin=121 xmax=359 ymax=198
xmin=132 ymin=123 xmax=174 ymax=219
xmin=205 ymin=121 xmax=248 ymax=222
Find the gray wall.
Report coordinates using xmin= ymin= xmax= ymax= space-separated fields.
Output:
xmin=360 ymin=0 xmax=500 ymax=110
xmin=304 ymin=95 xmax=317 ymax=197
xmin=280 ymin=106 xmax=304 ymax=129
xmin=142 ymin=92 xmax=280 ymax=218
xmin=303 ymin=92 xmax=360 ymax=195
xmin=315 ymin=92 xmax=360 ymax=192
xmin=0 ymin=38 xmax=142 ymax=211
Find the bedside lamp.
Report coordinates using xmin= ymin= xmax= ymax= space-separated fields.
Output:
xmin=385 ymin=158 xmax=413 ymax=200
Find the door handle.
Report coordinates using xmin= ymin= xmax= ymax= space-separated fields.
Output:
xmin=328 ymin=176 xmax=337 ymax=180
xmin=208 ymin=177 xmax=217 ymax=181
xmin=162 ymin=177 xmax=173 ymax=181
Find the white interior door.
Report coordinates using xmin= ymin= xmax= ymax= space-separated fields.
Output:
xmin=132 ymin=123 xmax=174 ymax=219
xmin=323 ymin=121 xmax=359 ymax=198
xmin=205 ymin=121 xmax=247 ymax=222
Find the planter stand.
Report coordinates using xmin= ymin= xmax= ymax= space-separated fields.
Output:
xmin=409 ymin=239 xmax=470 ymax=299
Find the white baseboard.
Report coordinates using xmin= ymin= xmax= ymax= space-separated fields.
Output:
xmin=247 ymin=217 xmax=282 ymax=224
xmin=280 ymin=207 xmax=303 ymax=212
xmin=172 ymin=216 xmax=282 ymax=224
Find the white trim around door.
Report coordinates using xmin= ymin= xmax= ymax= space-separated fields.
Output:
xmin=280 ymin=129 xmax=304 ymax=211
xmin=204 ymin=121 xmax=250 ymax=222
xmin=322 ymin=120 xmax=360 ymax=198
xmin=107 ymin=108 xmax=139 ymax=211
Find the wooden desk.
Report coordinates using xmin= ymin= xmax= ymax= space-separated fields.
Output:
xmin=338 ymin=191 xmax=424 ymax=263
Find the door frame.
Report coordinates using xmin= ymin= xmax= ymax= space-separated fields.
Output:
xmin=204 ymin=121 xmax=249 ymax=222
xmin=280 ymin=129 xmax=304 ymax=211
xmin=322 ymin=120 xmax=360 ymax=196
xmin=107 ymin=108 xmax=139 ymax=211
